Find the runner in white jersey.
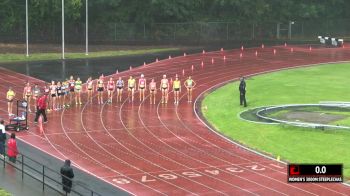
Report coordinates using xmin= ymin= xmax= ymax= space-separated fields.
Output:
xmin=86 ymin=77 xmax=94 ymax=103
xmin=138 ymin=74 xmax=147 ymax=102
xmin=149 ymin=78 xmax=157 ymax=105
xmin=160 ymin=75 xmax=169 ymax=104
xmin=116 ymin=77 xmax=124 ymax=102
xmin=49 ymin=81 xmax=58 ymax=111
xmin=184 ymin=75 xmax=196 ymax=103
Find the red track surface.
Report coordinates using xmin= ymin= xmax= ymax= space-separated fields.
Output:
xmin=1 ymin=45 xmax=350 ymax=195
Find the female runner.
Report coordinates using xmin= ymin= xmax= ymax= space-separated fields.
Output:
xmin=116 ymin=77 xmax=124 ymax=102
xmin=149 ymin=78 xmax=157 ymax=105
xmin=127 ymin=76 xmax=136 ymax=103
xmin=62 ymin=79 xmax=69 ymax=108
xmin=49 ymin=81 xmax=57 ymax=111
xmin=86 ymin=77 xmax=94 ymax=103
xmin=68 ymin=76 xmax=75 ymax=106
xmin=172 ymin=75 xmax=181 ymax=105
xmin=97 ymin=76 xmax=105 ymax=104
xmin=56 ymin=81 xmax=63 ymax=109
xmin=33 ymin=84 xmax=41 ymax=111
xmin=107 ymin=77 xmax=115 ymax=104
xmin=138 ymin=74 xmax=146 ymax=102
xmin=160 ymin=75 xmax=169 ymax=104
xmin=6 ymin=87 xmax=16 ymax=116
xmin=23 ymin=82 xmax=32 ymax=112
xmin=75 ymin=77 xmax=83 ymax=105
xmin=184 ymin=76 xmax=196 ymax=102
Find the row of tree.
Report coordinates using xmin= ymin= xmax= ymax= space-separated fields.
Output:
xmin=1 ymin=0 xmax=349 ymax=33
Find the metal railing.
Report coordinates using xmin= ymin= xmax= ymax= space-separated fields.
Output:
xmin=0 ymin=144 xmax=101 ymax=196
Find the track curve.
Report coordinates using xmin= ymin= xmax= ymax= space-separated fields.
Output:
xmin=1 ymin=44 xmax=350 ymax=195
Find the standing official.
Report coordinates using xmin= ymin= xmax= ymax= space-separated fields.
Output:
xmin=239 ymin=77 xmax=247 ymax=107
xmin=0 ymin=120 xmax=6 ymax=157
xmin=34 ymin=94 xmax=48 ymax=123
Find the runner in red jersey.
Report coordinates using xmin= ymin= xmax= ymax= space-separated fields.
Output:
xmin=149 ymin=78 xmax=157 ymax=105
xmin=23 ymin=82 xmax=32 ymax=112
xmin=138 ymin=74 xmax=147 ymax=102
xmin=107 ymin=77 xmax=115 ymax=104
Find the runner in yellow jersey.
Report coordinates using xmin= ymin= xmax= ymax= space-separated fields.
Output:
xmin=172 ymin=75 xmax=181 ymax=105
xmin=75 ymin=77 xmax=83 ymax=105
xmin=128 ymin=76 xmax=136 ymax=103
xmin=184 ymin=76 xmax=196 ymax=103
xmin=6 ymin=87 xmax=16 ymax=116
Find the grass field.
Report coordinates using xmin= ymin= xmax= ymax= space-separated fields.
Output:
xmin=0 ymin=188 xmax=11 ymax=196
xmin=0 ymin=48 xmax=180 ymax=63
xmin=202 ymin=62 xmax=350 ymax=179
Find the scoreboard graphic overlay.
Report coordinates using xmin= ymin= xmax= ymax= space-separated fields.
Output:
xmin=288 ymin=164 xmax=343 ymax=183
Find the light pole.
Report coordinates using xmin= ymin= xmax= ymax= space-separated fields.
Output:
xmin=288 ymin=21 xmax=295 ymax=40
xmin=85 ymin=0 xmax=88 ymax=56
xmin=62 ymin=0 xmax=65 ymax=59
xmin=26 ymin=0 xmax=29 ymax=57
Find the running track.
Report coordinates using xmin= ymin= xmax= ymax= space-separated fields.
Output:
xmin=1 ymin=45 xmax=350 ymax=195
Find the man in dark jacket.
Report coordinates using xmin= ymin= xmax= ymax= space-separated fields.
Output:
xmin=60 ymin=159 xmax=74 ymax=194
xmin=239 ymin=77 xmax=247 ymax=107
xmin=34 ymin=94 xmax=48 ymax=123
xmin=0 ymin=120 xmax=6 ymax=156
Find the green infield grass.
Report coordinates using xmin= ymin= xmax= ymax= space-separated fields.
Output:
xmin=0 ymin=48 xmax=179 ymax=63
xmin=202 ymin=62 xmax=350 ymax=179
xmin=0 ymin=188 xmax=11 ymax=196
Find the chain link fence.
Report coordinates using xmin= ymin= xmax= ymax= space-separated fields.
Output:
xmin=1 ymin=20 xmax=350 ymax=45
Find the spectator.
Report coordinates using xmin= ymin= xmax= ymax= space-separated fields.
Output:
xmin=34 ymin=94 xmax=48 ymax=123
xmin=0 ymin=120 xmax=6 ymax=157
xmin=60 ymin=159 xmax=74 ymax=194
xmin=7 ymin=133 xmax=18 ymax=163
xmin=239 ymin=77 xmax=247 ymax=107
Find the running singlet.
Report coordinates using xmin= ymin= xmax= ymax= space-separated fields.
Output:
xmin=186 ymin=79 xmax=193 ymax=88
xmin=128 ymin=79 xmax=135 ymax=88
xmin=116 ymin=80 xmax=124 ymax=88
xmin=62 ymin=82 xmax=68 ymax=93
xmin=150 ymin=82 xmax=156 ymax=90
xmin=44 ymin=87 xmax=50 ymax=94
xmin=87 ymin=81 xmax=93 ymax=90
xmin=75 ymin=80 xmax=82 ymax=90
xmin=7 ymin=90 xmax=15 ymax=99
xmin=173 ymin=80 xmax=180 ymax=89
xmin=139 ymin=79 xmax=146 ymax=88
xmin=57 ymin=86 xmax=62 ymax=95
xmin=33 ymin=87 xmax=40 ymax=97
xmin=69 ymin=80 xmax=75 ymax=90
xmin=97 ymin=80 xmax=104 ymax=88
xmin=161 ymin=79 xmax=168 ymax=88
xmin=108 ymin=81 xmax=115 ymax=90
xmin=50 ymin=85 xmax=57 ymax=95
xmin=24 ymin=86 xmax=32 ymax=96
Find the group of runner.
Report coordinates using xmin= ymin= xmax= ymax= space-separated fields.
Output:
xmin=5 ymin=74 xmax=196 ymax=116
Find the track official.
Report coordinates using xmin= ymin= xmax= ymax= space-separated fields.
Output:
xmin=34 ymin=94 xmax=48 ymax=123
xmin=239 ymin=77 xmax=247 ymax=107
